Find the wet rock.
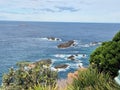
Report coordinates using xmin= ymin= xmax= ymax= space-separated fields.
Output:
xmin=47 ymin=37 xmax=56 ymax=41
xmin=67 ymin=55 xmax=75 ymax=60
xmin=82 ymin=54 xmax=86 ymax=58
xmin=54 ymin=64 xmax=68 ymax=69
xmin=47 ymin=37 xmax=61 ymax=41
xmin=57 ymin=40 xmax=75 ymax=48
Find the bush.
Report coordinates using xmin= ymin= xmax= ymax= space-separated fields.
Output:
xmin=89 ymin=31 xmax=120 ymax=77
xmin=69 ymin=68 xmax=120 ymax=90
xmin=113 ymin=31 xmax=120 ymax=42
xmin=2 ymin=60 xmax=58 ymax=90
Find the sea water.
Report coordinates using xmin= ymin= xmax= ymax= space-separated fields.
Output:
xmin=0 ymin=21 xmax=120 ymax=84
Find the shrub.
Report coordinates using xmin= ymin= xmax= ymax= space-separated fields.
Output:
xmin=113 ymin=31 xmax=120 ymax=42
xmin=2 ymin=60 xmax=58 ymax=90
xmin=69 ymin=68 xmax=120 ymax=90
xmin=89 ymin=31 xmax=120 ymax=77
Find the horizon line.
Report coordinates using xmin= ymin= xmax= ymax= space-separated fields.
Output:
xmin=0 ymin=20 xmax=120 ymax=24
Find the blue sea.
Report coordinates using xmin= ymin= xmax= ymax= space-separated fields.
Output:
xmin=0 ymin=21 xmax=120 ymax=84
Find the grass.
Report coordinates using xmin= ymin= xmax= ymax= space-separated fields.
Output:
xmin=31 ymin=67 xmax=120 ymax=90
xmin=33 ymin=84 xmax=57 ymax=90
xmin=68 ymin=68 xmax=120 ymax=90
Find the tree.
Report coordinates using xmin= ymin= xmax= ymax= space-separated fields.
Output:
xmin=113 ymin=31 xmax=120 ymax=42
xmin=90 ymin=31 xmax=120 ymax=77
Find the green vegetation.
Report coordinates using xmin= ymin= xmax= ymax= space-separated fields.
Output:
xmin=33 ymin=84 xmax=57 ymax=90
xmin=90 ymin=31 xmax=120 ymax=77
xmin=113 ymin=31 xmax=120 ymax=42
xmin=69 ymin=68 xmax=120 ymax=90
xmin=68 ymin=31 xmax=120 ymax=90
xmin=2 ymin=59 xmax=57 ymax=90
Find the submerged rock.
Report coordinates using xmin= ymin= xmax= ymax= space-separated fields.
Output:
xmin=54 ymin=64 xmax=68 ymax=69
xmin=89 ymin=42 xmax=102 ymax=46
xmin=57 ymin=40 xmax=75 ymax=48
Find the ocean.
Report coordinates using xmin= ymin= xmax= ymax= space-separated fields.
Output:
xmin=0 ymin=21 xmax=120 ymax=84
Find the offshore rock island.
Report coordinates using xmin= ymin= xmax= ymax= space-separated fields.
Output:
xmin=57 ymin=40 xmax=75 ymax=48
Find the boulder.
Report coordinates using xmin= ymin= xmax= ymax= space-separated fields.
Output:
xmin=57 ymin=40 xmax=75 ymax=48
xmin=54 ymin=64 xmax=68 ymax=69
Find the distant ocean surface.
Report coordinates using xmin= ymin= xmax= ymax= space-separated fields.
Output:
xmin=0 ymin=21 xmax=120 ymax=84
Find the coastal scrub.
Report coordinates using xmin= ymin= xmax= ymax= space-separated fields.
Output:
xmin=2 ymin=59 xmax=57 ymax=90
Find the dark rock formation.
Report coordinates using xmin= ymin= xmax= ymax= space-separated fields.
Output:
xmin=54 ymin=64 xmax=68 ymax=69
xmin=47 ymin=37 xmax=60 ymax=41
xmin=57 ymin=40 xmax=75 ymax=48
xmin=35 ymin=59 xmax=52 ymax=65
xmin=67 ymin=55 xmax=75 ymax=60
xmin=47 ymin=37 xmax=56 ymax=41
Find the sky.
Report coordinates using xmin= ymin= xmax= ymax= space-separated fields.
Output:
xmin=0 ymin=0 xmax=120 ymax=23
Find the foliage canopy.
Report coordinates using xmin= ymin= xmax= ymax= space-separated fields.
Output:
xmin=90 ymin=31 xmax=120 ymax=77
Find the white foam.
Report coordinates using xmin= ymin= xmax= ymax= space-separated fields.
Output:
xmin=89 ymin=42 xmax=102 ymax=46
xmin=53 ymin=54 xmax=87 ymax=60
xmin=98 ymin=42 xmax=102 ymax=45
xmin=89 ymin=43 xmax=96 ymax=46
xmin=40 ymin=37 xmax=62 ymax=41
xmin=79 ymin=42 xmax=102 ymax=48
xmin=51 ymin=65 xmax=70 ymax=72
xmin=51 ymin=59 xmax=64 ymax=62
xmin=76 ymin=63 xmax=84 ymax=68
xmin=78 ymin=44 xmax=90 ymax=47
xmin=53 ymin=54 xmax=70 ymax=58
xmin=40 ymin=37 xmax=48 ymax=40
xmin=73 ymin=40 xmax=78 ymax=45
xmin=67 ymin=62 xmax=83 ymax=69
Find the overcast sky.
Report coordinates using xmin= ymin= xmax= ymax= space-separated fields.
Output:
xmin=0 ymin=0 xmax=120 ymax=23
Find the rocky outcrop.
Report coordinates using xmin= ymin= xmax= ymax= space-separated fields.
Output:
xmin=54 ymin=64 xmax=68 ymax=69
xmin=36 ymin=59 xmax=52 ymax=65
xmin=47 ymin=37 xmax=61 ymax=41
xmin=67 ymin=54 xmax=83 ymax=60
xmin=67 ymin=55 xmax=75 ymax=60
xmin=57 ymin=40 xmax=75 ymax=48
